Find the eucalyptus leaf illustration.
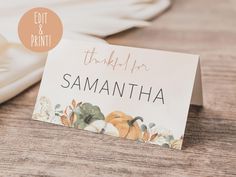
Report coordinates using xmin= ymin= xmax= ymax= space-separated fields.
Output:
xmin=141 ymin=124 xmax=147 ymax=131
xmin=55 ymin=104 xmax=61 ymax=109
xmin=140 ymin=124 xmax=150 ymax=142
xmin=165 ymin=135 xmax=174 ymax=142
xmin=148 ymin=122 xmax=155 ymax=129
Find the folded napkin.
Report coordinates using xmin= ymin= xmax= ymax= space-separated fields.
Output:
xmin=0 ymin=35 xmax=47 ymax=104
xmin=0 ymin=0 xmax=171 ymax=104
xmin=0 ymin=34 xmax=106 ymax=104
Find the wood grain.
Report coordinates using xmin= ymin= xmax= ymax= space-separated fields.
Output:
xmin=0 ymin=0 xmax=236 ymax=176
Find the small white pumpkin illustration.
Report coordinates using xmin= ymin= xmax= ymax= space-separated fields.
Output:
xmin=84 ymin=120 xmax=119 ymax=137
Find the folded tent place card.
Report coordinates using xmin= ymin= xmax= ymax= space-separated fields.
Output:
xmin=32 ymin=39 xmax=203 ymax=150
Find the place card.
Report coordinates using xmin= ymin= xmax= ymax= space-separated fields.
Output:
xmin=32 ymin=39 xmax=203 ymax=150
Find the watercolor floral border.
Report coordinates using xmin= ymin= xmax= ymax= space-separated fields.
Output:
xmin=33 ymin=96 xmax=183 ymax=150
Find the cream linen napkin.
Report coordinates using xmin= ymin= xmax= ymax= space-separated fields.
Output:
xmin=0 ymin=34 xmax=106 ymax=104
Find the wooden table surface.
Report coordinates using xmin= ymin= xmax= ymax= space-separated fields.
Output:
xmin=1 ymin=0 xmax=236 ymax=176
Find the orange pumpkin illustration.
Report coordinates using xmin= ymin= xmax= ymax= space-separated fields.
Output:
xmin=105 ymin=111 xmax=143 ymax=140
